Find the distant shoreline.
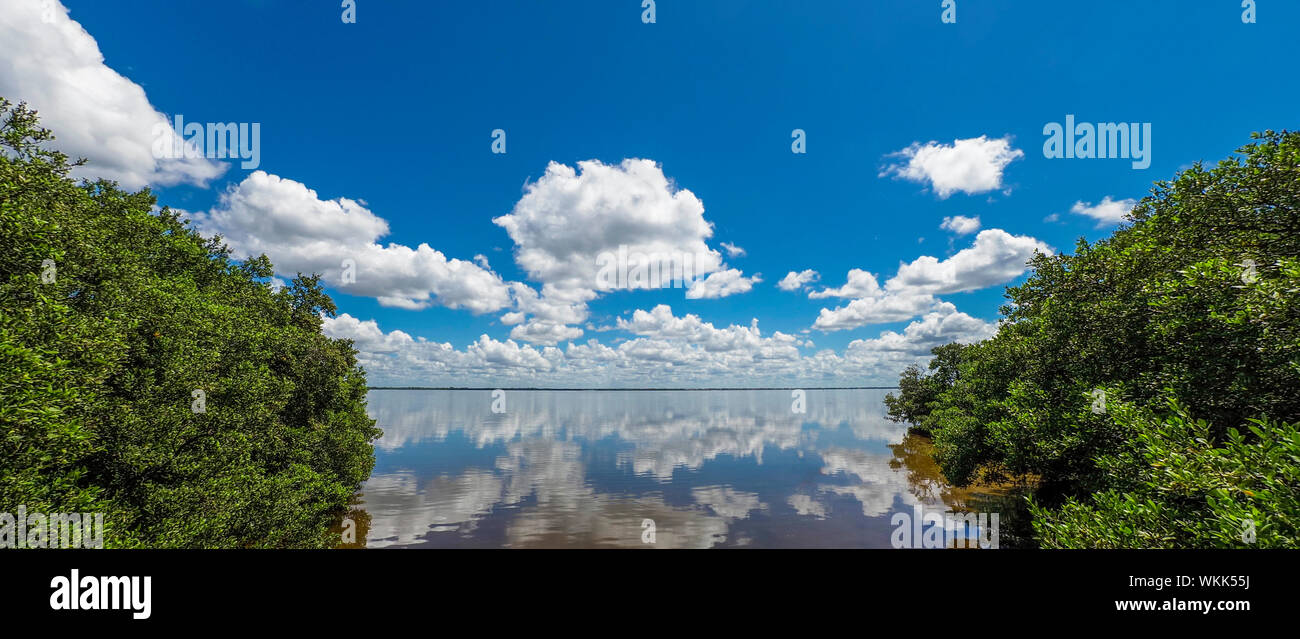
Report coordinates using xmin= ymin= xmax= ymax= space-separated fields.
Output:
xmin=367 ymin=386 xmax=899 ymax=391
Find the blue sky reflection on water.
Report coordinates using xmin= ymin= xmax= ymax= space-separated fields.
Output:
xmin=354 ymin=389 xmax=992 ymax=548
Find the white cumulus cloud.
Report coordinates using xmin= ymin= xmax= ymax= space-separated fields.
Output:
xmin=812 ymin=229 xmax=1052 ymax=332
xmin=843 ymin=303 xmax=997 ymax=355
xmin=190 ymin=171 xmax=512 ymax=313
xmin=887 ymin=228 xmax=1052 ymax=296
xmin=1070 ymin=196 xmax=1136 ymax=227
xmin=686 ymin=268 xmax=761 ymax=299
xmin=325 ymin=301 xmax=998 ymax=388
xmin=881 ymin=136 xmax=1023 ymax=198
xmin=777 ymin=269 xmax=820 ymax=291
xmin=940 ymin=215 xmax=981 ymax=235
xmin=493 ymin=159 xmax=724 ymax=296
xmin=0 ymin=1 xmax=226 ymax=189
xmin=492 ymin=159 xmax=757 ymax=342
xmin=812 ymin=291 xmax=939 ymax=331
xmin=809 ymin=269 xmax=881 ymax=300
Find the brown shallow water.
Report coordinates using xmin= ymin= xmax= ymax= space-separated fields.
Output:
xmin=336 ymin=389 xmax=1025 ymax=548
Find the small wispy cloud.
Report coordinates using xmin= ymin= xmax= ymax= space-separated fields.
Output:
xmin=940 ymin=215 xmax=981 ymax=235
xmin=1070 ymin=196 xmax=1136 ymax=227
xmin=721 ymin=241 xmax=746 ymax=257
xmin=778 ymin=269 xmax=820 ymax=291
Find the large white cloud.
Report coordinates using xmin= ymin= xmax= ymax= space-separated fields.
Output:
xmin=492 ymin=159 xmax=757 ymax=343
xmin=0 ymin=1 xmax=225 ymax=189
xmin=187 ymin=160 xmax=763 ymax=340
xmin=887 ymin=228 xmax=1052 ymax=296
xmin=1 ymin=5 xmax=514 ymax=316
xmin=812 ymin=229 xmax=1051 ymax=332
xmin=7 ymin=4 xmax=1024 ymax=390
xmin=191 ymin=171 xmax=512 ymax=312
xmin=881 ymin=136 xmax=1023 ymax=198
xmin=494 ymin=159 xmax=724 ymax=292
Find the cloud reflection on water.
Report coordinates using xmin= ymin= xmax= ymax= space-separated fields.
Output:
xmin=358 ymin=389 xmax=963 ymax=548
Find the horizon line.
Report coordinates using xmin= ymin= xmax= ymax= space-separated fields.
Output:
xmin=367 ymin=386 xmax=900 ymax=391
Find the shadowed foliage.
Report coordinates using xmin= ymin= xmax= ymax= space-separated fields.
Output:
xmin=1 ymin=99 xmax=381 ymax=548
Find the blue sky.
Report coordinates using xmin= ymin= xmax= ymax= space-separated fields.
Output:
xmin=5 ymin=0 xmax=1297 ymax=386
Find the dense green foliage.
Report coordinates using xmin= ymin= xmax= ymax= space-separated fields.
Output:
xmin=1030 ymin=394 xmax=1298 ymax=548
xmin=883 ymin=343 xmax=967 ymax=436
xmin=886 ymin=131 xmax=1299 ymax=547
xmin=1 ymin=99 xmax=381 ymax=548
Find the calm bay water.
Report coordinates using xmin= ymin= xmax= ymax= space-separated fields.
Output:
xmin=347 ymin=389 xmax=1009 ymax=548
